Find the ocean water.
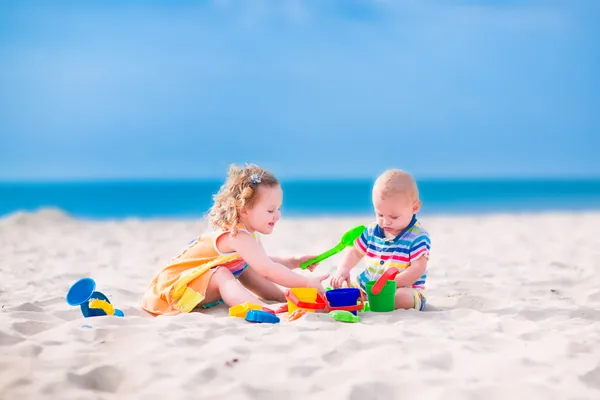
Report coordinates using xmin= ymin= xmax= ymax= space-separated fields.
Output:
xmin=1 ymin=179 xmax=599 ymax=219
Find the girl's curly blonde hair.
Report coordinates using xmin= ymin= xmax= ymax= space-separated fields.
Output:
xmin=208 ymin=163 xmax=279 ymax=234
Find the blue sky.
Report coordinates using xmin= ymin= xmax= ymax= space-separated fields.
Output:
xmin=1 ymin=0 xmax=598 ymax=180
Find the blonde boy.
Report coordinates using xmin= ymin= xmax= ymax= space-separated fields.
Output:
xmin=331 ymin=169 xmax=431 ymax=310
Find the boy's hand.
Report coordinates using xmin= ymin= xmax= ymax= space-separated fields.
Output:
xmin=306 ymin=274 xmax=329 ymax=294
xmin=289 ymin=255 xmax=320 ymax=271
xmin=330 ymin=269 xmax=351 ymax=289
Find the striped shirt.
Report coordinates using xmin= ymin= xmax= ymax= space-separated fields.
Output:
xmin=356 ymin=216 xmax=431 ymax=292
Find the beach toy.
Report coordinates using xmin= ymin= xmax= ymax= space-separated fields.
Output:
xmin=326 ymin=288 xmax=364 ymax=315
xmin=66 ymin=278 xmax=124 ymax=318
xmin=371 ymin=269 xmax=399 ymax=295
xmin=274 ymin=304 xmax=288 ymax=314
xmin=299 ymin=225 xmax=366 ymax=270
xmin=360 ymin=301 xmax=370 ymax=312
xmin=88 ymin=299 xmax=116 ymax=316
xmin=229 ymin=302 xmax=263 ymax=318
xmin=245 ymin=310 xmax=280 ymax=324
xmin=329 ymin=310 xmax=360 ymax=323
xmin=288 ymin=309 xmax=308 ymax=321
xmin=285 ymin=288 xmax=327 ymax=315
xmin=365 ymin=280 xmax=396 ymax=312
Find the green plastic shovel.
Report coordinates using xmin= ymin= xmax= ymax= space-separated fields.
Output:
xmin=299 ymin=225 xmax=366 ymax=270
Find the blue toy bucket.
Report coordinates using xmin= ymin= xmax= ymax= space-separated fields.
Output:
xmin=66 ymin=278 xmax=96 ymax=306
xmin=326 ymin=288 xmax=361 ymax=315
xmin=66 ymin=278 xmax=124 ymax=318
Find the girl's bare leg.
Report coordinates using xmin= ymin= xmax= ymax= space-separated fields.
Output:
xmin=238 ymin=267 xmax=286 ymax=302
xmin=198 ymin=268 xmax=270 ymax=308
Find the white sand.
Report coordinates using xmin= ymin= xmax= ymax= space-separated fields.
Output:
xmin=1 ymin=209 xmax=600 ymax=400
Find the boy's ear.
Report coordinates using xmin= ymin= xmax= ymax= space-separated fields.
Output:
xmin=413 ymin=200 xmax=422 ymax=214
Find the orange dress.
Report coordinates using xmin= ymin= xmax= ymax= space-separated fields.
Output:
xmin=140 ymin=225 xmax=256 ymax=315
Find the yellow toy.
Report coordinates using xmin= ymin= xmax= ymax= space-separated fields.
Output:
xmin=89 ymin=299 xmax=116 ymax=315
xmin=229 ymin=302 xmax=262 ymax=318
xmin=285 ymin=288 xmax=327 ymax=315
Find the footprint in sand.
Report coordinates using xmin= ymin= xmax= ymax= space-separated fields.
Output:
xmin=5 ymin=377 xmax=31 ymax=390
xmin=568 ymin=308 xmax=600 ymax=321
xmin=12 ymin=320 xmax=56 ymax=336
xmin=587 ymin=291 xmax=600 ymax=302
xmin=568 ymin=340 xmax=594 ymax=355
xmin=177 ymin=336 xmax=205 ymax=347
xmin=517 ymin=309 xmax=554 ymax=322
xmin=241 ymin=385 xmax=288 ymax=400
xmin=66 ymin=365 xmax=123 ymax=393
xmin=10 ymin=311 xmax=58 ymax=322
xmin=288 ymin=365 xmax=321 ymax=378
xmin=12 ymin=342 xmax=43 ymax=358
xmin=51 ymin=309 xmax=81 ymax=321
xmin=348 ymin=381 xmax=396 ymax=400
xmin=0 ymin=331 xmax=25 ymax=346
xmin=8 ymin=302 xmax=44 ymax=313
xmin=580 ymin=365 xmax=600 ymax=390
xmin=230 ymin=346 xmax=251 ymax=355
xmin=322 ymin=349 xmax=346 ymax=365
xmin=419 ymin=351 xmax=454 ymax=371
xmin=183 ymin=365 xmax=218 ymax=389
xmin=321 ymin=337 xmax=364 ymax=365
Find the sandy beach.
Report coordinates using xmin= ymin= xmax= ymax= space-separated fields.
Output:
xmin=1 ymin=209 xmax=600 ymax=400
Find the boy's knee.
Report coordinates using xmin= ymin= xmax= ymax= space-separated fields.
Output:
xmin=394 ymin=289 xmax=417 ymax=310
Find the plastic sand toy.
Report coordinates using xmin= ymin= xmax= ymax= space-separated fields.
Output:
xmin=229 ymin=302 xmax=263 ymax=318
xmin=365 ymin=269 xmax=399 ymax=312
xmin=288 ymin=309 xmax=308 ymax=321
xmin=285 ymin=288 xmax=327 ymax=314
xmin=245 ymin=310 xmax=280 ymax=324
xmin=329 ymin=310 xmax=360 ymax=323
xmin=325 ymin=288 xmax=364 ymax=315
xmin=299 ymin=225 xmax=366 ymax=269
xmin=66 ymin=278 xmax=124 ymax=318
xmin=371 ymin=269 xmax=399 ymax=294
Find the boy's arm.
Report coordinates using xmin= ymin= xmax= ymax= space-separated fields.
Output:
xmin=395 ymin=232 xmax=430 ymax=287
xmin=394 ymin=257 xmax=428 ymax=287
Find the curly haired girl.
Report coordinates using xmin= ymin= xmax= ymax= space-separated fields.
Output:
xmin=140 ymin=163 xmax=328 ymax=315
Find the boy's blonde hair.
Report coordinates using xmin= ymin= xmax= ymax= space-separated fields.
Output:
xmin=208 ymin=163 xmax=279 ymax=234
xmin=373 ymin=169 xmax=419 ymax=200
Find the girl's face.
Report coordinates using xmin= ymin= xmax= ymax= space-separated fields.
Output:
xmin=242 ymin=185 xmax=282 ymax=235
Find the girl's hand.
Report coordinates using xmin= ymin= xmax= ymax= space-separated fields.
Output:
xmin=305 ymin=273 xmax=330 ymax=294
xmin=289 ymin=255 xmax=320 ymax=271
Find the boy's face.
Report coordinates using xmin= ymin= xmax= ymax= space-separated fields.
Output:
xmin=372 ymin=189 xmax=421 ymax=237
xmin=243 ymin=185 xmax=282 ymax=235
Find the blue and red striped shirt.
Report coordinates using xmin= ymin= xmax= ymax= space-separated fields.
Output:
xmin=355 ymin=216 xmax=431 ymax=292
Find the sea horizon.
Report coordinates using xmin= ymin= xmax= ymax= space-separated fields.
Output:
xmin=1 ymin=177 xmax=600 ymax=220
